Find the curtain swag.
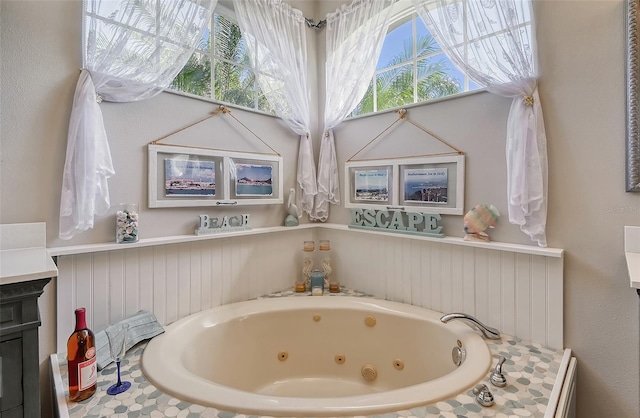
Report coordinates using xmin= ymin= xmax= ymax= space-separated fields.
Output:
xmin=313 ymin=0 xmax=397 ymax=221
xmin=411 ymin=0 xmax=548 ymax=246
xmin=235 ymin=0 xmax=316 ymax=218
xmin=60 ymin=0 xmax=217 ymax=240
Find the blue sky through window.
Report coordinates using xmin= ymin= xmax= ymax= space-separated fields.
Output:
xmin=178 ymin=7 xmax=483 ymax=116
xmin=415 ymin=17 xmax=438 ymax=55
xmin=377 ymin=19 xmax=413 ymax=71
xmin=200 ymin=28 xmax=210 ymax=51
xmin=349 ymin=11 xmax=483 ymax=117
xmin=377 ymin=16 xmax=444 ymax=71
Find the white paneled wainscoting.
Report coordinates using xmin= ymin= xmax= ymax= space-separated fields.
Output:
xmin=50 ymin=224 xmax=564 ymax=353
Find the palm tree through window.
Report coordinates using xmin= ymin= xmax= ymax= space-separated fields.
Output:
xmin=351 ymin=11 xmax=481 ymax=117
xmin=171 ymin=6 xmax=272 ymax=113
xmin=171 ymin=7 xmax=479 ymax=116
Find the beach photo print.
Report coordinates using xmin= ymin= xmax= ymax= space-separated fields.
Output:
xmin=164 ymin=158 xmax=216 ymax=197
xmin=235 ymin=163 xmax=273 ymax=196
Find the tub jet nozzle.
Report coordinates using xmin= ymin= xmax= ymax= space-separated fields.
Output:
xmin=361 ymin=364 xmax=377 ymax=382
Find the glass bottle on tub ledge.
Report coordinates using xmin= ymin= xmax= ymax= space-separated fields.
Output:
xmin=116 ymin=203 xmax=139 ymax=243
xmin=319 ymin=240 xmax=332 ymax=289
xmin=67 ymin=308 xmax=97 ymax=402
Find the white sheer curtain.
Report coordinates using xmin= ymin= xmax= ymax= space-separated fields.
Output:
xmin=60 ymin=0 xmax=216 ymax=240
xmin=411 ymin=0 xmax=547 ymax=246
xmin=313 ymin=0 xmax=396 ymax=221
xmin=234 ymin=0 xmax=315 ymax=218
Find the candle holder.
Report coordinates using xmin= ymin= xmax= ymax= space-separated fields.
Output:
xmin=310 ymin=270 xmax=325 ymax=295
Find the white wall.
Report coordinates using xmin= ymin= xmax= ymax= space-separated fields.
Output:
xmin=534 ymin=2 xmax=639 ymax=417
xmin=1 ymin=1 xmax=639 ymax=417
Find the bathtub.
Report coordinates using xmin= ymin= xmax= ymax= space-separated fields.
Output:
xmin=142 ymin=296 xmax=492 ymax=416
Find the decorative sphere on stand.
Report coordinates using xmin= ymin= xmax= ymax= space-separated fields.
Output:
xmin=463 ymin=204 xmax=500 ymax=242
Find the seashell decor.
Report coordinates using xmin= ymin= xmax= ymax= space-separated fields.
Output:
xmin=463 ymin=204 xmax=500 ymax=242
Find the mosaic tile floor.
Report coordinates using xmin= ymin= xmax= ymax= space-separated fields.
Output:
xmin=54 ymin=289 xmax=565 ymax=418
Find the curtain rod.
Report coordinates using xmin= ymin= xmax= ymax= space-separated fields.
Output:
xmin=305 ymin=18 xmax=326 ymax=29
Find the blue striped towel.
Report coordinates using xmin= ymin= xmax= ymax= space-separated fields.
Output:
xmin=95 ymin=310 xmax=164 ymax=370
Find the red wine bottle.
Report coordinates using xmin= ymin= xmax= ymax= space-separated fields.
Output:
xmin=67 ymin=308 xmax=97 ymax=402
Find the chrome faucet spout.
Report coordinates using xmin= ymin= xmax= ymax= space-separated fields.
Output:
xmin=440 ymin=313 xmax=501 ymax=340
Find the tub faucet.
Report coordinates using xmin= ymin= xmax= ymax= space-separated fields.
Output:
xmin=490 ymin=356 xmax=507 ymax=387
xmin=440 ymin=313 xmax=501 ymax=340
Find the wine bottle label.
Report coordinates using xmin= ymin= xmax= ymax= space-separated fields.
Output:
xmin=86 ymin=347 xmax=96 ymax=359
xmin=78 ymin=356 xmax=97 ymax=390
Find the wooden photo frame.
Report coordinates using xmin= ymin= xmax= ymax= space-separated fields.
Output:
xmin=148 ymin=144 xmax=283 ymax=208
xmin=345 ymin=155 xmax=464 ymax=215
xmin=627 ymin=0 xmax=640 ymax=191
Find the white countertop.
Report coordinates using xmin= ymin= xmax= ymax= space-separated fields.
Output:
xmin=625 ymin=226 xmax=640 ymax=289
xmin=626 ymin=251 xmax=640 ymax=289
xmin=0 ymin=222 xmax=58 ymax=285
xmin=0 ymin=247 xmax=58 ymax=285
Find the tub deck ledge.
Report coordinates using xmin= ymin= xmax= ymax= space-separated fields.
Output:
xmin=52 ymin=288 xmax=568 ymax=418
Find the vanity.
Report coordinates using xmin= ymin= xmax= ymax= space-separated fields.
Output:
xmin=0 ymin=223 xmax=57 ymax=418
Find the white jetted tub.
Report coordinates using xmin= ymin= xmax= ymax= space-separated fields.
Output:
xmin=142 ymin=296 xmax=492 ymax=416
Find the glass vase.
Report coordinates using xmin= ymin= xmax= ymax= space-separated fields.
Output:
xmin=116 ymin=203 xmax=139 ymax=244
xmin=319 ymin=240 xmax=332 ymax=288
xmin=302 ymin=241 xmax=314 ymax=290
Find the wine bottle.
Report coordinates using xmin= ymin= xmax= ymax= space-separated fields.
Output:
xmin=67 ymin=308 xmax=97 ymax=402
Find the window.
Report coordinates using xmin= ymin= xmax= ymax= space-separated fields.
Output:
xmin=170 ymin=5 xmax=273 ymax=113
xmin=351 ymin=9 xmax=481 ymax=117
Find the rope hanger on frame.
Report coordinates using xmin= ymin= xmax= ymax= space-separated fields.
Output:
xmin=347 ymin=108 xmax=464 ymax=162
xmin=150 ymin=105 xmax=281 ymax=156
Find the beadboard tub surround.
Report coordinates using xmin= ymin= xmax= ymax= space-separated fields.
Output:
xmin=50 ymin=224 xmax=565 ymax=353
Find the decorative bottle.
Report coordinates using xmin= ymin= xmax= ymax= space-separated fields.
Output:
xmin=67 ymin=308 xmax=97 ymax=402
xmin=319 ymin=240 xmax=333 ymax=289
xmin=302 ymin=241 xmax=315 ymax=290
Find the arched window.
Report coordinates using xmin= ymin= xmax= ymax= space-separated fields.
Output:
xmin=171 ymin=4 xmax=481 ymax=117
xmin=170 ymin=5 xmax=272 ymax=113
xmin=351 ymin=8 xmax=481 ymax=117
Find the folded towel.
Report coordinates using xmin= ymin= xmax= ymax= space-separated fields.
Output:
xmin=95 ymin=310 xmax=164 ymax=370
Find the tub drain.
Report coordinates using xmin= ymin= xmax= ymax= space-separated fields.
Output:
xmin=361 ymin=364 xmax=377 ymax=382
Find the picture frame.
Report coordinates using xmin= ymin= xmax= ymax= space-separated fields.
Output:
xmin=345 ymin=155 xmax=464 ymax=215
xmin=148 ymin=144 xmax=283 ymax=208
xmin=627 ymin=0 xmax=640 ymax=191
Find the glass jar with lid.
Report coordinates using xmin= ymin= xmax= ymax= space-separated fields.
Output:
xmin=116 ymin=203 xmax=139 ymax=244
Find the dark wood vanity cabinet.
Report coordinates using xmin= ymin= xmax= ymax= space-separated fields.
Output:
xmin=0 ymin=278 xmax=51 ymax=418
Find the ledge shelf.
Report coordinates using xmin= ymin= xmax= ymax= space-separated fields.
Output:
xmin=48 ymin=223 xmax=564 ymax=258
